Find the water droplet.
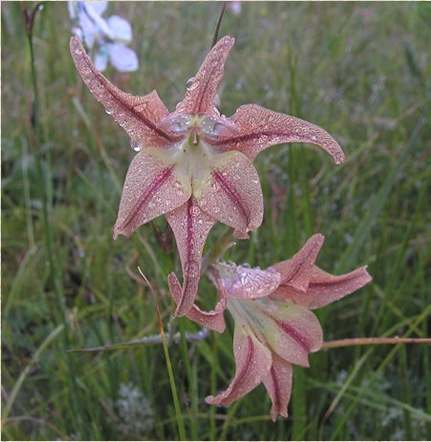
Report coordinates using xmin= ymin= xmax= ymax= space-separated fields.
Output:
xmin=130 ymin=139 xmax=141 ymax=152
xmin=186 ymin=77 xmax=196 ymax=88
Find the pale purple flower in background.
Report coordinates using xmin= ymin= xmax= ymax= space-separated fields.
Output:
xmin=227 ymin=1 xmax=242 ymax=15
xmin=68 ymin=1 xmax=138 ymax=72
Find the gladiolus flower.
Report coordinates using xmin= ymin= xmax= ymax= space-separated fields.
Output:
xmin=70 ymin=35 xmax=345 ymax=316
xmin=171 ymin=234 xmax=371 ymax=420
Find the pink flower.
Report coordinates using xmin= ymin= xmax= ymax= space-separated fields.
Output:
xmin=70 ymin=36 xmax=345 ymax=316
xmin=171 ymin=234 xmax=371 ymax=420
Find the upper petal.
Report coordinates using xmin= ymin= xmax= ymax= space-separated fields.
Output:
xmin=211 ymin=104 xmax=345 ymax=163
xmin=270 ymin=233 xmax=325 ymax=292
xmin=168 ymin=272 xmax=226 ymax=333
xmin=213 ymin=262 xmax=280 ymax=300
xmin=275 ymin=265 xmax=372 ymax=310
xmin=196 ymin=151 xmax=263 ymax=238
xmin=205 ymin=323 xmax=272 ymax=407
xmin=113 ymin=151 xmax=191 ymax=238
xmin=106 ymin=15 xmax=132 ymax=42
xmin=70 ymin=36 xmax=173 ymax=146
xmin=166 ymin=198 xmax=216 ymax=316
xmin=262 ymin=354 xmax=293 ymax=421
xmin=176 ymin=36 xmax=235 ymax=116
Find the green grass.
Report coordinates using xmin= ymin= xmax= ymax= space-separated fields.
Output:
xmin=2 ymin=2 xmax=431 ymax=440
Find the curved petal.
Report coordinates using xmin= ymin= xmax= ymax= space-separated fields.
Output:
xmin=113 ymin=151 xmax=191 ymax=238
xmin=70 ymin=36 xmax=172 ymax=146
xmin=206 ymin=324 xmax=272 ymax=407
xmin=262 ymin=355 xmax=293 ymax=421
xmin=256 ymin=301 xmax=323 ymax=367
xmin=166 ymin=199 xmax=216 ymax=316
xmin=168 ymin=273 xmax=226 ymax=333
xmin=107 ymin=43 xmax=138 ymax=72
xmin=211 ymin=104 xmax=345 ymax=164
xmin=270 ymin=234 xmax=325 ymax=292
xmin=275 ymin=265 xmax=372 ymax=310
xmin=197 ymin=151 xmax=263 ymax=238
xmin=214 ymin=263 xmax=280 ymax=300
xmin=176 ymin=36 xmax=235 ymax=116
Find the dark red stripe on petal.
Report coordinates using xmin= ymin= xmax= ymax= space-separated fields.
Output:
xmin=176 ymin=198 xmax=199 ymax=313
xmin=225 ymin=336 xmax=254 ymax=401
xmin=76 ymin=39 xmax=172 ymax=141
xmin=213 ymin=170 xmax=249 ymax=229
xmin=194 ymin=64 xmax=217 ymax=114
xmin=211 ymin=130 xmax=289 ymax=146
xmin=270 ymin=366 xmax=280 ymax=413
xmin=278 ymin=321 xmax=311 ymax=353
xmin=121 ymin=167 xmax=173 ymax=230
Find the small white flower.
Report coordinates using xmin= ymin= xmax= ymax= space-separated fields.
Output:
xmin=68 ymin=1 xmax=138 ymax=72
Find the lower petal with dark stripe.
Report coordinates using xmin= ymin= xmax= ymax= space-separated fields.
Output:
xmin=166 ymin=198 xmax=216 ymax=316
xmin=197 ymin=151 xmax=263 ymax=239
xmin=262 ymin=354 xmax=293 ymax=421
xmin=206 ymin=324 xmax=272 ymax=406
xmin=114 ymin=151 xmax=191 ymax=239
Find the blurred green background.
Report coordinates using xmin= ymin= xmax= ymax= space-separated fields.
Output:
xmin=2 ymin=1 xmax=431 ymax=440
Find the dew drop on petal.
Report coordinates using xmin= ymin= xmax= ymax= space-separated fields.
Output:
xmin=130 ymin=139 xmax=142 ymax=152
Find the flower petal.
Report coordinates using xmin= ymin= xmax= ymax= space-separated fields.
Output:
xmin=107 ymin=15 xmax=132 ymax=42
xmin=214 ymin=263 xmax=280 ymax=300
xmin=78 ymin=10 xmax=97 ymax=49
xmin=166 ymin=199 xmax=216 ymax=316
xmin=206 ymin=324 xmax=272 ymax=406
xmin=107 ymin=43 xmax=138 ymax=72
xmin=278 ymin=265 xmax=372 ymax=310
xmin=257 ymin=300 xmax=323 ymax=367
xmin=88 ymin=1 xmax=108 ymax=16
xmin=168 ymin=273 xmax=226 ymax=333
xmin=212 ymin=104 xmax=345 ymax=164
xmin=94 ymin=48 xmax=109 ymax=71
xmin=197 ymin=151 xmax=263 ymax=238
xmin=176 ymin=36 xmax=235 ymax=116
xmin=70 ymin=36 xmax=173 ymax=146
xmin=262 ymin=355 xmax=293 ymax=421
xmin=83 ymin=3 xmax=113 ymax=39
xmin=270 ymin=233 xmax=324 ymax=292
xmin=113 ymin=151 xmax=191 ymax=238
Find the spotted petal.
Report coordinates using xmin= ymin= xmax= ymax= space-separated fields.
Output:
xmin=197 ymin=151 xmax=263 ymax=238
xmin=206 ymin=324 xmax=272 ymax=407
xmin=214 ymin=263 xmax=280 ymax=300
xmin=212 ymin=104 xmax=345 ymax=164
xmin=176 ymin=36 xmax=235 ymax=116
xmin=270 ymin=233 xmax=325 ymax=292
xmin=113 ymin=151 xmax=191 ymax=239
xmin=168 ymin=272 xmax=226 ymax=333
xmin=262 ymin=354 xmax=293 ymax=421
xmin=70 ymin=36 xmax=173 ymax=146
xmin=166 ymin=199 xmax=216 ymax=316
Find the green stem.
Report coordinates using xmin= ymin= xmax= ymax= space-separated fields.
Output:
xmin=322 ymin=337 xmax=431 ymax=350
xmin=211 ymin=2 xmax=227 ymax=48
xmin=157 ymin=307 xmax=187 ymax=441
